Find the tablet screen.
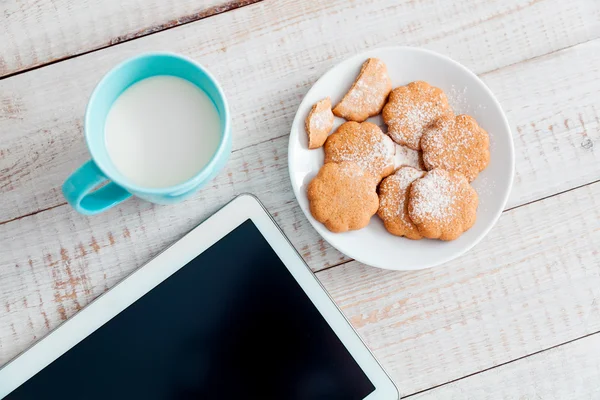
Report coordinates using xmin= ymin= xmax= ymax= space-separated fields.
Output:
xmin=7 ymin=220 xmax=375 ymax=399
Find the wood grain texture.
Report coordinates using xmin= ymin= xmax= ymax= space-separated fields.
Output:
xmin=2 ymin=0 xmax=600 ymax=395
xmin=0 ymin=0 xmax=261 ymax=77
xmin=1 ymin=0 xmax=599 ymax=223
xmin=411 ymin=333 xmax=600 ymax=399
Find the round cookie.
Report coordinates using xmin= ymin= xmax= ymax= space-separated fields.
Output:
xmin=408 ymin=169 xmax=478 ymax=241
xmin=377 ymin=166 xmax=426 ymax=240
xmin=307 ymin=162 xmax=379 ymax=233
xmin=421 ymin=114 xmax=490 ymax=182
xmin=382 ymin=81 xmax=453 ymax=150
xmin=324 ymin=121 xmax=395 ymax=182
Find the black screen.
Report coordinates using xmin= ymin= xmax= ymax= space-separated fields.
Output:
xmin=7 ymin=220 xmax=375 ymax=399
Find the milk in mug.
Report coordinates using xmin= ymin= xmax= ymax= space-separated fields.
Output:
xmin=105 ymin=76 xmax=221 ymax=188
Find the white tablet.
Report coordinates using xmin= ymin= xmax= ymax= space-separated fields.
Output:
xmin=0 ymin=194 xmax=399 ymax=399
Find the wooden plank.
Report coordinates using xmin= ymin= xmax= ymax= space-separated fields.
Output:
xmin=1 ymin=0 xmax=599 ymax=222
xmin=316 ymin=182 xmax=600 ymax=396
xmin=0 ymin=0 xmax=261 ymax=77
xmin=411 ymin=334 xmax=600 ymax=399
xmin=2 ymin=170 xmax=600 ymax=396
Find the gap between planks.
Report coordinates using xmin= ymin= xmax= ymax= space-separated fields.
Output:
xmin=400 ymin=330 xmax=600 ymax=398
xmin=0 ymin=0 xmax=263 ymax=81
xmin=474 ymin=36 xmax=600 ymax=78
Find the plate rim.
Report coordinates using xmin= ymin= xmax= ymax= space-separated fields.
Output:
xmin=288 ymin=45 xmax=515 ymax=271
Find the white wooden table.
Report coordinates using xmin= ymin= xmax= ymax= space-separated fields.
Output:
xmin=1 ymin=0 xmax=600 ymax=397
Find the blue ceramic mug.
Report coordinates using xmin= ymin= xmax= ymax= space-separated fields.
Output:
xmin=62 ymin=53 xmax=231 ymax=215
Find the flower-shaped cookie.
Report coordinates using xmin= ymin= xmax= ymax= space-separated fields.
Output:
xmin=307 ymin=162 xmax=379 ymax=233
xmin=377 ymin=166 xmax=426 ymax=239
xmin=408 ymin=169 xmax=478 ymax=241
xmin=382 ymin=81 xmax=452 ymax=150
xmin=333 ymin=58 xmax=392 ymax=122
xmin=324 ymin=121 xmax=395 ymax=182
xmin=421 ymin=114 xmax=490 ymax=182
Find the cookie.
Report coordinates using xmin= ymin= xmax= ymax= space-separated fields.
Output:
xmin=421 ymin=114 xmax=490 ymax=182
xmin=382 ymin=81 xmax=453 ymax=150
xmin=324 ymin=121 xmax=395 ymax=182
xmin=305 ymin=97 xmax=334 ymax=149
xmin=333 ymin=58 xmax=392 ymax=122
xmin=408 ymin=169 xmax=478 ymax=241
xmin=307 ymin=162 xmax=379 ymax=233
xmin=377 ymin=166 xmax=426 ymax=239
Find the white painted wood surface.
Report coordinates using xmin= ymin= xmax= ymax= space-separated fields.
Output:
xmin=412 ymin=334 xmax=600 ymax=399
xmin=0 ymin=0 xmax=259 ymax=76
xmin=1 ymin=0 xmax=600 ymax=397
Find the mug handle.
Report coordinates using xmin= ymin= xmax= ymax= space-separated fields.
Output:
xmin=62 ymin=160 xmax=131 ymax=215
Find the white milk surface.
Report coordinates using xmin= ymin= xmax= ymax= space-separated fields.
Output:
xmin=105 ymin=76 xmax=221 ymax=188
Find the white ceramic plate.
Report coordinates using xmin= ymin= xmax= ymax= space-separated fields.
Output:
xmin=288 ymin=47 xmax=514 ymax=271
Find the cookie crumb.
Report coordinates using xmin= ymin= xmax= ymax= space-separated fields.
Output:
xmin=305 ymin=97 xmax=334 ymax=149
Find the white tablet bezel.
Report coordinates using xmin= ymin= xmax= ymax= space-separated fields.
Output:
xmin=0 ymin=194 xmax=399 ymax=399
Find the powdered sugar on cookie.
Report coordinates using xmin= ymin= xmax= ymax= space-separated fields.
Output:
xmin=378 ymin=167 xmax=426 ymax=240
xmin=336 ymin=159 xmax=372 ymax=180
xmin=382 ymin=81 xmax=452 ymax=150
xmin=325 ymin=121 xmax=395 ymax=182
xmin=332 ymin=135 xmax=394 ymax=173
xmin=379 ymin=167 xmax=425 ymax=220
xmin=333 ymin=58 xmax=392 ymax=122
xmin=408 ymin=169 xmax=478 ymax=241
xmin=347 ymin=75 xmax=385 ymax=110
xmin=309 ymin=109 xmax=331 ymax=131
xmin=421 ymin=114 xmax=490 ymax=182
xmin=305 ymin=97 xmax=334 ymax=149
xmin=409 ymin=170 xmax=459 ymax=223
